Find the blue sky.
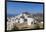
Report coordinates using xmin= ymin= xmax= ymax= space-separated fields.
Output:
xmin=7 ymin=2 xmax=43 ymax=15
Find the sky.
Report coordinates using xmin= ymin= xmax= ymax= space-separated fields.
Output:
xmin=7 ymin=2 xmax=43 ymax=16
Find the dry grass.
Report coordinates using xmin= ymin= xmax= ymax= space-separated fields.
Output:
xmin=11 ymin=22 xmax=43 ymax=30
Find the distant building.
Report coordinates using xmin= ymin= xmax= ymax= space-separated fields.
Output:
xmin=7 ymin=12 xmax=43 ymax=30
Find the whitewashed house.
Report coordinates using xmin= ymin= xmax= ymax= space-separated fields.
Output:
xmin=7 ymin=12 xmax=37 ymax=30
xmin=14 ymin=13 xmax=35 ymax=25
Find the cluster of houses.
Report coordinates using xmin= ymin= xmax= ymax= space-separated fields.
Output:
xmin=7 ymin=12 xmax=43 ymax=30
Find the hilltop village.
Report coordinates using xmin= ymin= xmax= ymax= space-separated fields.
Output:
xmin=7 ymin=12 xmax=43 ymax=30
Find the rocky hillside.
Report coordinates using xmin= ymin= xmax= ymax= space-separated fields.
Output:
xmin=7 ymin=12 xmax=44 ymax=30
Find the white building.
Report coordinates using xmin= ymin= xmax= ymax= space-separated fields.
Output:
xmin=7 ymin=13 xmax=36 ymax=30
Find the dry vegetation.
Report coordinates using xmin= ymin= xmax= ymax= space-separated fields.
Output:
xmin=11 ymin=21 xmax=43 ymax=30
